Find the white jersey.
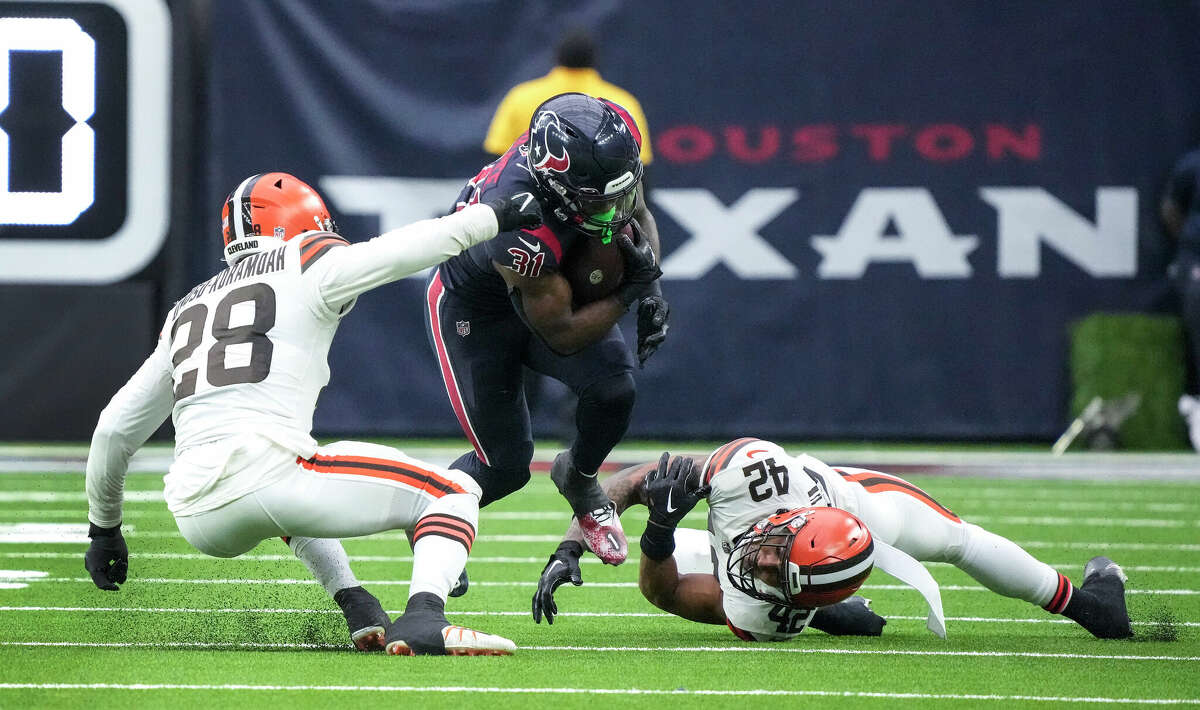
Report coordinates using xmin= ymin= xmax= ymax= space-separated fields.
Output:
xmin=701 ymin=437 xmax=857 ymax=642
xmin=86 ymin=205 xmax=499 ymax=524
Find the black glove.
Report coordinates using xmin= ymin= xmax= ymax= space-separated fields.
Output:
xmin=84 ymin=522 xmax=128 ymax=591
xmin=486 ymin=192 xmax=543 ymax=232
xmin=615 ymin=223 xmax=662 ymax=308
xmin=640 ymin=453 xmax=708 ymax=561
xmin=635 ymin=292 xmax=669 ymax=367
xmin=809 ymin=596 xmax=887 ymax=636
xmin=532 ymin=541 xmax=584 ymax=624
xmin=644 ymin=452 xmax=707 ymax=528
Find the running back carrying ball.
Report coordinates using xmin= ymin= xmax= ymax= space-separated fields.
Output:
xmin=562 ymin=223 xmax=629 ymax=304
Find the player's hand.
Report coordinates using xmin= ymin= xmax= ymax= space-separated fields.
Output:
xmin=486 ymin=192 xmax=543 ymax=232
xmin=636 ymin=294 xmax=669 ymax=367
xmin=615 ymin=222 xmax=662 ymax=307
xmin=84 ymin=523 xmax=128 ymax=591
xmin=644 ymin=452 xmax=707 ymax=529
xmin=532 ymin=541 xmax=584 ymax=624
xmin=809 ymin=596 xmax=887 ymax=636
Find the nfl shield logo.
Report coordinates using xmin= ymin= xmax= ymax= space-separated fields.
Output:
xmin=456 ymin=320 xmax=471 ymax=337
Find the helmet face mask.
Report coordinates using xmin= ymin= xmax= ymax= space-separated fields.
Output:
xmin=726 ymin=507 xmax=875 ymax=609
xmin=221 ymin=172 xmax=337 ymax=265
xmin=526 ymin=93 xmax=643 ymax=239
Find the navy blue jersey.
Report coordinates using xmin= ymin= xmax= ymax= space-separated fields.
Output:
xmin=439 ymin=140 xmax=592 ymax=313
xmin=1169 ymin=149 xmax=1200 ymax=258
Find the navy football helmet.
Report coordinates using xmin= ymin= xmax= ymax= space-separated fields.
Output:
xmin=526 ymin=92 xmax=643 ymax=237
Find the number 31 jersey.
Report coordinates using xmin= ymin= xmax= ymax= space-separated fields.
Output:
xmin=701 ymin=437 xmax=856 ymax=641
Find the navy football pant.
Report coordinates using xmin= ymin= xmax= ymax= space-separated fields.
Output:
xmin=424 ymin=270 xmax=636 ymax=506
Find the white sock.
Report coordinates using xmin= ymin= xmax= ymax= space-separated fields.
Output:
xmin=286 ymin=536 xmax=359 ymax=597
xmin=408 ymin=493 xmax=478 ymax=601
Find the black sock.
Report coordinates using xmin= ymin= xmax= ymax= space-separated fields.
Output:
xmin=404 ymin=591 xmax=446 ymax=617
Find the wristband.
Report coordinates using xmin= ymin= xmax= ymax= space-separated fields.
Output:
xmin=555 ymin=540 xmax=584 ymax=558
xmin=639 ymin=519 xmax=676 ymax=561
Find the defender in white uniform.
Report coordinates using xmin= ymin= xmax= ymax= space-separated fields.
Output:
xmin=84 ymin=173 xmax=542 ymax=655
xmin=532 ymin=438 xmax=1133 ymax=641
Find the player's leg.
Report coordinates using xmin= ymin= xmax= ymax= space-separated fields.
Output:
xmin=173 ymin=451 xmax=388 ymax=651
xmin=841 ymin=468 xmax=1132 ymax=638
xmin=425 ymin=272 xmax=535 ymax=505
xmin=263 ymin=440 xmax=514 ymax=655
xmin=528 ymin=325 xmax=636 ymax=564
xmin=281 ymin=535 xmax=388 ymax=651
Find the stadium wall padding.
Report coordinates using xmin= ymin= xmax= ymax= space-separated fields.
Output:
xmin=6 ymin=0 xmax=1200 ymax=442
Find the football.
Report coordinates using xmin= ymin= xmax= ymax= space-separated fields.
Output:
xmin=561 ymin=225 xmax=628 ymax=304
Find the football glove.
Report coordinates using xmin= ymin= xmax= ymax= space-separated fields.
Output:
xmin=486 ymin=192 xmax=543 ymax=232
xmin=532 ymin=541 xmax=584 ymax=625
xmin=635 ymin=291 xmax=669 ymax=367
xmin=615 ymin=224 xmax=662 ymax=308
xmin=809 ymin=596 xmax=887 ymax=636
xmin=644 ymin=452 xmax=707 ymax=529
xmin=84 ymin=522 xmax=128 ymax=591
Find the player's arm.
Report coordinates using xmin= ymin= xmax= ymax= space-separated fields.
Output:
xmin=630 ymin=183 xmax=669 ymax=366
xmin=498 ymin=265 xmax=625 ymax=355
xmin=635 ymin=453 xmax=724 ymax=624
xmin=533 ymin=453 xmax=725 ymax=625
xmin=84 ymin=333 xmax=175 ymax=590
xmin=532 ymin=459 xmax=656 ymax=623
xmin=314 ymin=198 xmax=540 ymax=309
xmin=497 ymin=223 xmax=662 ymax=355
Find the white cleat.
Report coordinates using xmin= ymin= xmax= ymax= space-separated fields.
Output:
xmin=386 ymin=625 xmax=515 ymax=656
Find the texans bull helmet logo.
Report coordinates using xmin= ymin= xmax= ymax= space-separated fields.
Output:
xmin=529 ymin=110 xmax=571 ymax=173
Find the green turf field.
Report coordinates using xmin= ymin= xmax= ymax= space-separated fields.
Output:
xmin=0 ymin=452 xmax=1197 ymax=708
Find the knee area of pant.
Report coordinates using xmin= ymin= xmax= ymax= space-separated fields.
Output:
xmin=478 ymin=470 xmax=531 ymax=507
xmin=579 ymin=373 xmax=637 ymax=412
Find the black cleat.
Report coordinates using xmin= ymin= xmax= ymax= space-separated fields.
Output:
xmin=449 ymin=569 xmax=469 ymax=598
xmin=333 ymin=586 xmax=390 ymax=652
xmin=550 ymin=451 xmax=608 ymax=516
xmin=384 ymin=592 xmax=514 ymax=656
xmin=1079 ymin=556 xmax=1133 ymax=639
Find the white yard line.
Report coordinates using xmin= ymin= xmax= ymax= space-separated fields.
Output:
xmin=0 ymin=641 xmax=1195 ymax=663
xmin=0 ymin=683 xmax=1195 ymax=704
xmin=5 ymin=551 xmax=1197 ymax=573
xmin=13 ymin=577 xmax=1200 ymax=595
xmin=1 ymin=606 xmax=1196 ymax=628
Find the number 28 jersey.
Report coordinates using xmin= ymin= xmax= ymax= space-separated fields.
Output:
xmin=165 ymin=232 xmax=348 ymax=457
xmin=84 ymin=204 xmax=499 ymax=524
xmin=701 ymin=437 xmax=856 ymax=642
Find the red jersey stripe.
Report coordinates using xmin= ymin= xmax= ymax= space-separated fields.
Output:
xmin=855 ymin=480 xmax=961 ymax=523
xmin=703 ymin=437 xmax=758 ymax=484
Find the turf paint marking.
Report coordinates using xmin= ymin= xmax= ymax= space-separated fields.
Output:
xmin=0 ymin=641 xmax=1195 ymax=663
xmin=5 ymin=551 xmax=1197 ymax=574
xmin=19 ymin=577 xmax=1200 ymax=595
xmin=1 ymin=606 xmax=1197 ymax=629
xmin=0 ymin=683 xmax=1195 ymax=704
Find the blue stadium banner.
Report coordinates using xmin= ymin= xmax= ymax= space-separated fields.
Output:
xmin=204 ymin=0 xmax=1199 ymax=440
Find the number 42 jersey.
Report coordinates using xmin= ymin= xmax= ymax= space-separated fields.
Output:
xmin=700 ymin=437 xmax=857 ymax=642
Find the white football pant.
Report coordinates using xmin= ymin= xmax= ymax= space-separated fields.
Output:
xmin=174 ymin=439 xmax=481 ymax=602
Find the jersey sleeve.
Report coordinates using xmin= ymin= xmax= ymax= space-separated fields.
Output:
xmin=85 ymin=329 xmax=174 ymax=528
xmin=484 ymin=223 xmax=565 ymax=279
xmin=307 ymin=203 xmax=499 ymax=311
